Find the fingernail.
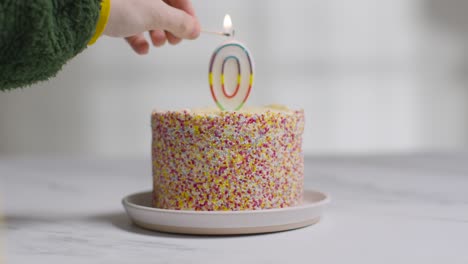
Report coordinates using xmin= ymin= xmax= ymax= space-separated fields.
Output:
xmin=190 ymin=21 xmax=201 ymax=39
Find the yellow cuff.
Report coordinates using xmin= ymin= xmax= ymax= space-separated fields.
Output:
xmin=88 ymin=0 xmax=111 ymax=45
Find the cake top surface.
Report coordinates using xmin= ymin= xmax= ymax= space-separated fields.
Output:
xmin=152 ymin=104 xmax=302 ymax=116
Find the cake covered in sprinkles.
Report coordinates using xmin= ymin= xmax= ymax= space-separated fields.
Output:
xmin=151 ymin=105 xmax=305 ymax=211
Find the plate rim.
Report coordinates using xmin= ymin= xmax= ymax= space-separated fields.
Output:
xmin=122 ymin=189 xmax=330 ymax=215
xmin=132 ymin=217 xmax=322 ymax=235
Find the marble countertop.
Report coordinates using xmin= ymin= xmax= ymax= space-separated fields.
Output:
xmin=1 ymin=154 xmax=468 ymax=263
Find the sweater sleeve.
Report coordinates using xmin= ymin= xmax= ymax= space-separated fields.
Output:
xmin=0 ymin=0 xmax=101 ymax=91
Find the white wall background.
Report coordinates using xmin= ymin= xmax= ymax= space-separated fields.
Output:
xmin=1 ymin=0 xmax=468 ymax=157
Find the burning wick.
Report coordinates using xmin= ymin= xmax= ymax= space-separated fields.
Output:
xmin=201 ymin=14 xmax=235 ymax=37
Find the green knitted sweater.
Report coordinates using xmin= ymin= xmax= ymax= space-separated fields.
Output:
xmin=0 ymin=0 xmax=101 ymax=91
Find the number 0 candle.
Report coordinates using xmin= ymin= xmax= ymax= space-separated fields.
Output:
xmin=209 ymin=15 xmax=254 ymax=111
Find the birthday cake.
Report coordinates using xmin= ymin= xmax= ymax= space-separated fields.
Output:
xmin=151 ymin=105 xmax=305 ymax=211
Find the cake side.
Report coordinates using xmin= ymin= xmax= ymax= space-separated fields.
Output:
xmin=151 ymin=105 xmax=305 ymax=210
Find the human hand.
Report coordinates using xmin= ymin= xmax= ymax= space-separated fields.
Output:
xmin=103 ymin=0 xmax=200 ymax=54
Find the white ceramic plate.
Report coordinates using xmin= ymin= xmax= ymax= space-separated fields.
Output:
xmin=122 ymin=189 xmax=330 ymax=235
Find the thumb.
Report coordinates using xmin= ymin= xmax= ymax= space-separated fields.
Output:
xmin=158 ymin=3 xmax=200 ymax=40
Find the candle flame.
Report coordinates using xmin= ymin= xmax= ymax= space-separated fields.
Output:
xmin=223 ymin=14 xmax=232 ymax=33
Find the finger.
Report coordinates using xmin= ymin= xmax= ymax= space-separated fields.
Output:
xmin=164 ymin=0 xmax=196 ymax=16
xmin=125 ymin=34 xmax=149 ymax=55
xmin=165 ymin=31 xmax=181 ymax=45
xmin=150 ymin=29 xmax=167 ymax=47
xmin=158 ymin=2 xmax=200 ymax=39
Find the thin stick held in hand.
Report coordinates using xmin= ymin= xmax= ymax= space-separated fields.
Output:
xmin=201 ymin=29 xmax=231 ymax=37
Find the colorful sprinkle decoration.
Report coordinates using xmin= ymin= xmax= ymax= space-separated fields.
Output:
xmin=151 ymin=108 xmax=305 ymax=211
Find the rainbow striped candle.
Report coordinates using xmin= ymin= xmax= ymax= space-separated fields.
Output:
xmin=208 ymin=15 xmax=254 ymax=111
